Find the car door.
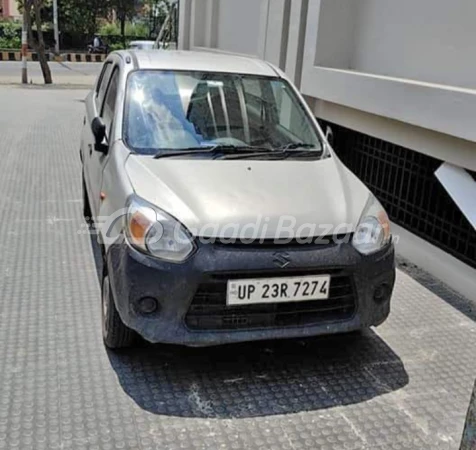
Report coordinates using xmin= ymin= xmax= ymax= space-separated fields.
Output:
xmin=82 ymin=61 xmax=113 ymax=214
xmin=84 ymin=62 xmax=120 ymax=218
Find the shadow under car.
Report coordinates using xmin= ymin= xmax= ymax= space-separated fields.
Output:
xmin=106 ymin=331 xmax=408 ymax=419
xmin=88 ymin=223 xmax=408 ymax=419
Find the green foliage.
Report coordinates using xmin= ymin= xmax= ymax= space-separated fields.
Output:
xmin=0 ymin=20 xmax=22 ymax=49
xmin=99 ymin=21 xmax=148 ymax=38
xmin=13 ymin=0 xmax=170 ymax=44
xmin=125 ymin=22 xmax=149 ymax=38
xmin=99 ymin=22 xmax=120 ymax=36
xmin=109 ymin=42 xmax=127 ymax=52
xmin=58 ymin=0 xmax=110 ymax=36
xmin=112 ymin=0 xmax=136 ymax=23
xmin=147 ymin=0 xmax=170 ymax=37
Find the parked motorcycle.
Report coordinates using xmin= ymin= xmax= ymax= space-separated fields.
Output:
xmin=87 ymin=44 xmax=109 ymax=54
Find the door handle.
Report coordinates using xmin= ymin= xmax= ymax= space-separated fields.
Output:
xmin=88 ymin=144 xmax=93 ymax=155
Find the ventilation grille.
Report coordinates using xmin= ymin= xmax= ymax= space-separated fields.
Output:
xmin=322 ymin=121 xmax=476 ymax=269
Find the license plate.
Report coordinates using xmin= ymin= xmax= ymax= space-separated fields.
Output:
xmin=226 ymin=275 xmax=331 ymax=306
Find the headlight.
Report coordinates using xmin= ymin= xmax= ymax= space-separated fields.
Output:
xmin=125 ymin=197 xmax=195 ymax=262
xmin=352 ymin=194 xmax=391 ymax=255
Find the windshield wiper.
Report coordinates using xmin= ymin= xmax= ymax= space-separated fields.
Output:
xmin=152 ymin=144 xmax=323 ymax=160
xmin=225 ymin=150 xmax=324 ymax=161
xmin=153 ymin=145 xmax=273 ymax=159
xmin=223 ymin=145 xmax=324 ymax=160
xmin=276 ymin=143 xmax=317 ymax=151
xmin=280 ymin=149 xmax=324 ymax=159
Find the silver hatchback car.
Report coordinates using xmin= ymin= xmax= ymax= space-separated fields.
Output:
xmin=81 ymin=50 xmax=395 ymax=349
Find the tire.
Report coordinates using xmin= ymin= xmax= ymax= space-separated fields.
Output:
xmin=82 ymin=175 xmax=92 ymax=223
xmin=101 ymin=271 xmax=136 ymax=349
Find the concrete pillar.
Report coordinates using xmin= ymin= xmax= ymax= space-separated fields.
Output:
xmin=178 ymin=0 xmax=192 ymax=50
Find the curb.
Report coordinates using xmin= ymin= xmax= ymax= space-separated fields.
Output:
xmin=0 ymin=51 xmax=51 ymax=62
xmin=0 ymin=51 xmax=106 ymax=63
xmin=63 ymin=53 xmax=106 ymax=63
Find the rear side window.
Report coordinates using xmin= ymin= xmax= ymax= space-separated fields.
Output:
xmin=96 ymin=62 xmax=113 ymax=108
xmin=101 ymin=68 xmax=119 ymax=137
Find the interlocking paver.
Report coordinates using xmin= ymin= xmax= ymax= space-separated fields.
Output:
xmin=0 ymin=86 xmax=475 ymax=450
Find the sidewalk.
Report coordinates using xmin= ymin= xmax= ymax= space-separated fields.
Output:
xmin=0 ymin=60 xmax=99 ymax=87
xmin=0 ymin=74 xmax=96 ymax=87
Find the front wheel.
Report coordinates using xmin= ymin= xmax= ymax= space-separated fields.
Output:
xmin=101 ymin=271 xmax=136 ymax=349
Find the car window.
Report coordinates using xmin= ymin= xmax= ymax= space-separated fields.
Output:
xmin=242 ymin=79 xmax=265 ymax=112
xmin=96 ymin=62 xmax=113 ymax=109
xmin=101 ymin=67 xmax=119 ymax=138
xmin=124 ymin=71 xmax=323 ymax=154
xmin=270 ymin=80 xmax=319 ymax=145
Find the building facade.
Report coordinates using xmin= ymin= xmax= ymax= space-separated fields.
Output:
xmin=0 ymin=0 xmax=20 ymax=19
xmin=178 ymin=0 xmax=476 ymax=299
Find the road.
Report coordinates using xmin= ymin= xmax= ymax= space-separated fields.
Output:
xmin=0 ymin=61 xmax=101 ymax=85
xmin=0 ymin=85 xmax=475 ymax=450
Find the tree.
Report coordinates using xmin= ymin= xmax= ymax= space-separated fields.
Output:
xmin=156 ymin=0 xmax=177 ymax=45
xmin=19 ymin=0 xmax=52 ymax=84
xmin=146 ymin=0 xmax=168 ymax=38
xmin=111 ymin=0 xmax=136 ymax=45
xmin=57 ymin=0 xmax=109 ymax=38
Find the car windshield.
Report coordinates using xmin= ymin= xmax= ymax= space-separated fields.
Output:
xmin=124 ymin=70 xmax=323 ymax=155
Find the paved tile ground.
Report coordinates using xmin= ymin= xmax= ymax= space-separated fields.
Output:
xmin=0 ymin=86 xmax=475 ymax=450
xmin=0 ymin=61 xmax=100 ymax=86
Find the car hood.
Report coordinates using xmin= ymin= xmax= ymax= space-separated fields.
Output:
xmin=125 ymin=156 xmax=370 ymax=239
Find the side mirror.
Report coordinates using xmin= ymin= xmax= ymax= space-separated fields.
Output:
xmin=325 ymin=125 xmax=334 ymax=147
xmin=91 ymin=117 xmax=108 ymax=154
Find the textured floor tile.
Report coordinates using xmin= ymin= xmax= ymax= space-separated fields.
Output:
xmin=0 ymin=86 xmax=474 ymax=450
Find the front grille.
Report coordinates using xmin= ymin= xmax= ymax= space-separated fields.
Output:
xmin=185 ymin=269 xmax=356 ymax=331
xmin=212 ymin=234 xmax=352 ymax=249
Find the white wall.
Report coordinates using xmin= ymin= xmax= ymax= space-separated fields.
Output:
xmin=191 ymin=1 xmax=208 ymax=47
xmin=351 ymin=0 xmax=476 ymax=90
xmin=307 ymin=0 xmax=476 ymax=91
xmin=301 ymin=0 xmax=476 ymax=144
xmin=314 ymin=0 xmax=357 ymax=69
xmin=184 ymin=0 xmax=267 ymax=57
xmin=215 ymin=0 xmax=264 ymax=56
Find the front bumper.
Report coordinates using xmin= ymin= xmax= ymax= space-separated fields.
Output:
xmin=106 ymin=237 xmax=395 ymax=346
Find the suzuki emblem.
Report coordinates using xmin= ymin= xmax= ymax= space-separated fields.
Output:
xmin=273 ymin=252 xmax=291 ymax=269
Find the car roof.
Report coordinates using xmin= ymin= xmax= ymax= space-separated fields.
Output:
xmin=129 ymin=40 xmax=155 ymax=45
xmin=119 ymin=50 xmax=279 ymax=77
